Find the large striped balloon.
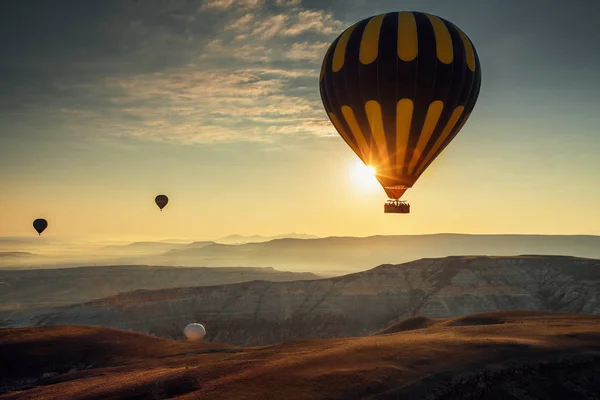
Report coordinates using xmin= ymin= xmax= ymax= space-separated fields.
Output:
xmin=320 ymin=11 xmax=481 ymax=199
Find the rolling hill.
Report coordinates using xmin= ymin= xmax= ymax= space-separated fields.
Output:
xmin=2 ymin=311 xmax=600 ymax=399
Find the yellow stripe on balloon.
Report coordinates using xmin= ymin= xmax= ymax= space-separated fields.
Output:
xmin=397 ymin=12 xmax=418 ymax=62
xmin=341 ymin=106 xmax=371 ymax=162
xmin=416 ymin=106 xmax=466 ymax=176
xmin=365 ymin=100 xmax=390 ymax=170
xmin=458 ymin=28 xmax=476 ymax=72
xmin=359 ymin=14 xmax=385 ymax=65
xmin=425 ymin=14 xmax=453 ymax=64
xmin=409 ymin=100 xmax=444 ymax=174
xmin=332 ymin=23 xmax=358 ymax=72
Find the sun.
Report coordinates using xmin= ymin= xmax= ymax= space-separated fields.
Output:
xmin=351 ymin=160 xmax=379 ymax=191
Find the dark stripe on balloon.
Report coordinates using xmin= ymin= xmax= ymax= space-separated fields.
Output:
xmin=416 ymin=34 xmax=481 ymax=177
xmin=406 ymin=14 xmax=455 ymax=174
xmin=402 ymin=12 xmax=437 ymax=176
xmin=396 ymin=13 xmax=419 ymax=100
xmin=376 ymin=12 xmax=400 ymax=174
xmin=344 ymin=19 xmax=372 ymax=162
xmin=321 ymin=35 xmax=365 ymax=160
xmin=413 ymin=17 xmax=466 ymax=174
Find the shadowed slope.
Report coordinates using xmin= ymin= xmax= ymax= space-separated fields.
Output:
xmin=0 ymin=326 xmax=239 ymax=393
xmin=2 ymin=311 xmax=600 ymax=399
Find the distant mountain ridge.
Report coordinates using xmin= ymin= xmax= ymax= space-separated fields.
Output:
xmin=214 ymin=233 xmax=319 ymax=244
xmin=3 ymin=234 xmax=600 ymax=273
xmin=146 ymin=233 xmax=600 ymax=274
xmin=102 ymin=242 xmax=189 ymax=253
xmin=0 ymin=252 xmax=35 ymax=258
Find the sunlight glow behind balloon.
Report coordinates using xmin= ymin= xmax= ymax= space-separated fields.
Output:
xmin=351 ymin=161 xmax=379 ymax=192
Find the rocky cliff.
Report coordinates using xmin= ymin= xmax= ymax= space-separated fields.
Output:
xmin=9 ymin=255 xmax=600 ymax=346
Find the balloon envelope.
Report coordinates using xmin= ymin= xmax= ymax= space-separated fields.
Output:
xmin=320 ymin=11 xmax=481 ymax=199
xmin=155 ymin=195 xmax=168 ymax=211
xmin=33 ymin=219 xmax=48 ymax=235
xmin=184 ymin=323 xmax=206 ymax=341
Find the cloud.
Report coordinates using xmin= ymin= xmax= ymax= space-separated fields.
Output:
xmin=224 ymin=13 xmax=256 ymax=31
xmin=250 ymin=14 xmax=290 ymax=39
xmin=57 ymin=65 xmax=331 ymax=144
xmin=227 ymin=8 xmax=343 ymax=41
xmin=286 ymin=41 xmax=330 ymax=61
xmin=275 ymin=0 xmax=301 ymax=6
xmin=2 ymin=0 xmax=347 ymax=145
xmin=202 ymin=39 xmax=273 ymax=62
xmin=280 ymin=10 xmax=343 ymax=36
xmin=201 ymin=0 xmax=264 ymax=11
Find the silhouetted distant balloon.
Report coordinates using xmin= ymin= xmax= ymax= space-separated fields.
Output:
xmin=320 ymin=11 xmax=481 ymax=201
xmin=155 ymin=195 xmax=168 ymax=211
xmin=184 ymin=323 xmax=206 ymax=341
xmin=33 ymin=219 xmax=48 ymax=235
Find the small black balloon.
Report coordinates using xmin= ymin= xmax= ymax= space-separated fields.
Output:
xmin=33 ymin=219 xmax=48 ymax=235
xmin=155 ymin=195 xmax=169 ymax=211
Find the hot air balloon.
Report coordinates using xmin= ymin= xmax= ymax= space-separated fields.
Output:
xmin=320 ymin=11 xmax=481 ymax=213
xmin=155 ymin=195 xmax=168 ymax=211
xmin=184 ymin=323 xmax=206 ymax=341
xmin=33 ymin=218 xmax=48 ymax=235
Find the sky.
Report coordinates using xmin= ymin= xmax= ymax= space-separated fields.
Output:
xmin=1 ymin=0 xmax=600 ymax=242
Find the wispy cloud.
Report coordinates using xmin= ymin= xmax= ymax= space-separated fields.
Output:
xmin=286 ymin=41 xmax=330 ymax=61
xmin=201 ymin=0 xmax=264 ymax=11
xmin=43 ymin=0 xmax=346 ymax=144
xmin=57 ymin=64 xmax=334 ymax=143
xmin=275 ymin=0 xmax=301 ymax=6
